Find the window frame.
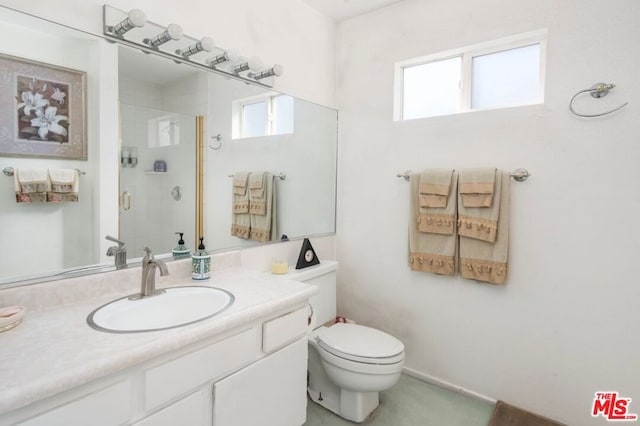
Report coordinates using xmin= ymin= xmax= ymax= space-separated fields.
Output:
xmin=232 ymin=93 xmax=294 ymax=139
xmin=393 ymin=29 xmax=547 ymax=121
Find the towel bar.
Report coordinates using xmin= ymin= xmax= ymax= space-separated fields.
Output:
xmin=228 ymin=172 xmax=286 ymax=180
xmin=396 ymin=168 xmax=530 ymax=182
xmin=2 ymin=167 xmax=86 ymax=177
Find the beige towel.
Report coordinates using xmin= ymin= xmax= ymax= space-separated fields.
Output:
xmin=231 ymin=172 xmax=251 ymax=239
xmin=47 ymin=168 xmax=79 ymax=202
xmin=459 ymin=168 xmax=496 ymax=208
xmin=14 ymin=168 xmax=49 ymax=203
xmin=459 ymin=173 xmax=510 ymax=285
xmin=458 ymin=169 xmax=501 ymax=243
xmin=419 ymin=169 xmax=453 ymax=208
xmin=409 ymin=173 xmax=457 ymax=276
xmin=250 ymin=172 xmax=277 ymax=242
xmin=248 ymin=171 xmax=267 ymax=215
xmin=418 ymin=170 xmax=457 ymax=235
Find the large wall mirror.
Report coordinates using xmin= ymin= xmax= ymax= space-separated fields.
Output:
xmin=0 ymin=6 xmax=337 ymax=286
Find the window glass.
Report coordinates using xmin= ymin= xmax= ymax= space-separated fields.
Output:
xmin=403 ymin=56 xmax=462 ymax=119
xmin=273 ymin=95 xmax=294 ymax=135
xmin=471 ymin=44 xmax=540 ymax=109
xmin=241 ymin=101 xmax=266 ymax=137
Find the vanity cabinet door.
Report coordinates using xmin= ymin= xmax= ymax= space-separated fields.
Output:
xmin=133 ymin=388 xmax=210 ymax=426
xmin=212 ymin=337 xmax=307 ymax=426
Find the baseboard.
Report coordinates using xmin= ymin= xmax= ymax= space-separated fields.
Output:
xmin=403 ymin=367 xmax=497 ymax=405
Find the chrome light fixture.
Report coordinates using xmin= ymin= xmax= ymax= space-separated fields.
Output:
xmin=144 ymin=23 xmax=183 ymax=48
xmin=250 ymin=64 xmax=284 ymax=80
xmin=207 ymin=49 xmax=240 ymax=66
xmin=176 ymin=36 xmax=215 ymax=57
xmin=108 ymin=9 xmax=147 ymax=36
xmin=233 ymin=57 xmax=263 ymax=74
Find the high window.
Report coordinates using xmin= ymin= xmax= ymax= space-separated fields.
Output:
xmin=394 ymin=30 xmax=547 ymax=120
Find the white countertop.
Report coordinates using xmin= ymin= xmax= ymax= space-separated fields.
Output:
xmin=0 ymin=267 xmax=317 ymax=415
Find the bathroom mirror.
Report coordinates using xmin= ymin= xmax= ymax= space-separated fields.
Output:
xmin=0 ymin=6 xmax=337 ymax=287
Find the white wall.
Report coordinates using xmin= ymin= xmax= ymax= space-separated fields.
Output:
xmin=0 ymin=0 xmax=337 ymax=108
xmin=335 ymin=0 xmax=640 ymax=424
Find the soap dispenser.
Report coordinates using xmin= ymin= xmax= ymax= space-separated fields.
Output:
xmin=192 ymin=237 xmax=211 ymax=281
xmin=172 ymin=232 xmax=190 ymax=259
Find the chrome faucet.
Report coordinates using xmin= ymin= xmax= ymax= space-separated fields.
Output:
xmin=105 ymin=235 xmax=127 ymax=270
xmin=131 ymin=247 xmax=169 ymax=300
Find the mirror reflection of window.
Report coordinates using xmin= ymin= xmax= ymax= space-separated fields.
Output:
xmin=234 ymin=94 xmax=294 ymax=139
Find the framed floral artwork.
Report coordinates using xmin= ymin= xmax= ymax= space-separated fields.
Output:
xmin=0 ymin=53 xmax=87 ymax=160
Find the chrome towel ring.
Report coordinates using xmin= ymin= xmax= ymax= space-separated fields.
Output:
xmin=569 ymin=82 xmax=629 ymax=118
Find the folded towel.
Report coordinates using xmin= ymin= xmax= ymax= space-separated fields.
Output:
xmin=231 ymin=172 xmax=251 ymax=239
xmin=459 ymin=168 xmax=496 ymax=208
xmin=409 ymin=173 xmax=457 ymax=276
xmin=47 ymin=168 xmax=79 ymax=202
xmin=419 ymin=169 xmax=453 ymax=208
xmin=459 ymin=172 xmax=510 ymax=284
xmin=250 ymin=172 xmax=277 ymax=242
xmin=248 ymin=170 xmax=266 ymax=199
xmin=233 ymin=171 xmax=250 ymax=195
xmin=14 ymin=168 xmax=49 ymax=203
xmin=418 ymin=170 xmax=458 ymax=235
xmin=457 ymin=169 xmax=501 ymax=243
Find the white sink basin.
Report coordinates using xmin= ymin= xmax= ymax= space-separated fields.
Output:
xmin=87 ymin=286 xmax=234 ymax=333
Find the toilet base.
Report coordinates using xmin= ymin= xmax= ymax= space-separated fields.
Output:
xmin=308 ymin=386 xmax=379 ymax=423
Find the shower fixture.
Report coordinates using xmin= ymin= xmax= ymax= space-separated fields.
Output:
xmin=103 ymin=5 xmax=282 ymax=87
xmin=176 ymin=37 xmax=215 ymax=57
xmin=207 ymin=49 xmax=240 ymax=66
xmin=233 ymin=57 xmax=263 ymax=74
xmin=107 ymin=9 xmax=147 ymax=37
xmin=250 ymin=64 xmax=284 ymax=80
xmin=143 ymin=23 xmax=183 ymax=48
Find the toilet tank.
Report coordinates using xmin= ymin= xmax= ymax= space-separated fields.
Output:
xmin=287 ymin=260 xmax=337 ymax=327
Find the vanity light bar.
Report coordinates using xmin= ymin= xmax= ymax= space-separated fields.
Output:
xmin=176 ymin=37 xmax=215 ymax=57
xmin=108 ymin=9 xmax=147 ymax=37
xmin=103 ymin=5 xmax=281 ymax=88
xmin=207 ymin=49 xmax=240 ymax=66
xmin=144 ymin=23 xmax=183 ymax=48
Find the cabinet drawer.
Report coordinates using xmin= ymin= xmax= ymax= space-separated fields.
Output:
xmin=144 ymin=327 xmax=257 ymax=411
xmin=18 ymin=380 xmax=131 ymax=426
xmin=135 ymin=388 xmax=210 ymax=426
xmin=262 ymin=306 xmax=309 ymax=353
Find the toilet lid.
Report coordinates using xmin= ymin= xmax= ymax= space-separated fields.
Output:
xmin=317 ymin=323 xmax=404 ymax=363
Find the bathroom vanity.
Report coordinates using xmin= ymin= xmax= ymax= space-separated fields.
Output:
xmin=0 ymin=259 xmax=316 ymax=426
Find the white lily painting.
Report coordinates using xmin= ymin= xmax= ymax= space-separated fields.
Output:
xmin=15 ymin=76 xmax=70 ymax=143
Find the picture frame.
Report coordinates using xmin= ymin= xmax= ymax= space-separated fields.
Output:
xmin=0 ymin=53 xmax=87 ymax=160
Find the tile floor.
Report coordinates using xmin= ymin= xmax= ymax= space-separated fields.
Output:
xmin=304 ymin=373 xmax=494 ymax=426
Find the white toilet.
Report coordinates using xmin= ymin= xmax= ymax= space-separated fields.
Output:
xmin=291 ymin=261 xmax=405 ymax=423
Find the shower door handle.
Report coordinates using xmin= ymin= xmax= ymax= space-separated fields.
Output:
xmin=121 ymin=190 xmax=132 ymax=211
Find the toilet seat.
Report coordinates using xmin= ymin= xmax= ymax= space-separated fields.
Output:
xmin=316 ymin=323 xmax=405 ymax=365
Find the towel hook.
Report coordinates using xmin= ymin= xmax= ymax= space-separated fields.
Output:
xmin=569 ymin=82 xmax=629 ymax=118
xmin=209 ymin=134 xmax=222 ymax=150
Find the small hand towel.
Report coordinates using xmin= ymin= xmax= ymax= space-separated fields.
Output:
xmin=47 ymin=168 xmax=79 ymax=202
xmin=459 ymin=173 xmax=510 ymax=285
xmin=248 ymin=170 xmax=266 ymax=199
xmin=250 ymin=173 xmax=277 ymax=242
xmin=418 ymin=170 xmax=458 ymax=235
xmin=231 ymin=172 xmax=251 ymax=239
xmin=249 ymin=171 xmax=267 ymax=216
xmin=419 ymin=169 xmax=453 ymax=208
xmin=409 ymin=173 xmax=457 ymax=276
xmin=14 ymin=168 xmax=49 ymax=203
xmin=233 ymin=171 xmax=249 ymax=195
xmin=459 ymin=168 xmax=496 ymax=208
xmin=457 ymin=169 xmax=501 ymax=243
